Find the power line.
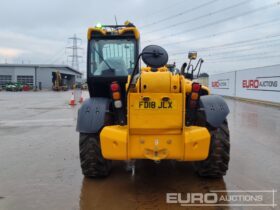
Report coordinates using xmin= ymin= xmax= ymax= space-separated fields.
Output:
xmin=50 ymin=50 xmax=66 ymax=64
xmin=172 ymin=50 xmax=280 ymax=61
xmin=43 ymin=47 xmax=65 ymax=64
xmin=140 ymin=0 xmax=187 ymax=22
xmin=175 ymin=43 xmax=280 ymax=58
xmin=143 ymin=0 xmax=251 ymax=34
xmin=191 ymin=34 xmax=280 ymax=51
xmin=171 ymin=40 xmax=280 ymax=61
xmin=171 ymin=41 xmax=280 ymax=60
xmin=203 ymin=38 xmax=280 ymax=52
xmin=165 ymin=18 xmax=280 ymax=50
xmin=170 ymin=35 xmax=280 ymax=56
xmin=206 ymin=53 xmax=280 ymax=63
xmin=170 ymin=52 xmax=280 ymax=64
xmin=167 ymin=31 xmax=280 ymax=55
xmin=205 ymin=50 xmax=278 ymax=60
xmin=203 ymin=42 xmax=280 ymax=56
xmin=144 ymin=1 xmax=280 ymax=43
xmin=139 ymin=0 xmax=220 ymax=29
xmin=151 ymin=17 xmax=280 ymax=50
xmin=50 ymin=48 xmax=66 ymax=64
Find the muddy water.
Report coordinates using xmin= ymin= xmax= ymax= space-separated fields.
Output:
xmin=0 ymin=92 xmax=279 ymax=210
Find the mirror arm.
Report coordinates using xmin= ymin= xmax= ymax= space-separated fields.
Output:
xmin=196 ymin=59 xmax=204 ymax=78
xmin=190 ymin=65 xmax=194 ymax=75
xmin=192 ymin=58 xmax=201 ymax=74
xmin=186 ymin=59 xmax=192 ymax=73
xmin=126 ymin=53 xmax=143 ymax=95
xmin=180 ymin=63 xmax=187 ymax=75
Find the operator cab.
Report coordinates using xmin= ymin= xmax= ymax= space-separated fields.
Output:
xmin=87 ymin=22 xmax=140 ymax=98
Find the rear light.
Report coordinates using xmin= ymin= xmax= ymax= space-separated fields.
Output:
xmin=191 ymin=92 xmax=199 ymax=100
xmin=110 ymin=82 xmax=122 ymax=108
xmin=112 ymin=92 xmax=121 ymax=100
xmin=110 ymin=83 xmax=119 ymax=92
xmin=192 ymin=83 xmax=201 ymax=92
xmin=110 ymin=82 xmax=125 ymax=125
xmin=189 ymin=84 xmax=200 ymax=109
xmin=114 ymin=100 xmax=122 ymax=108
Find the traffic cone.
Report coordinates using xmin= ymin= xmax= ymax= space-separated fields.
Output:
xmin=69 ymin=92 xmax=76 ymax=106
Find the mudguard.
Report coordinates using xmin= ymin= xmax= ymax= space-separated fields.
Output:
xmin=199 ymin=95 xmax=230 ymax=128
xmin=76 ymin=97 xmax=111 ymax=133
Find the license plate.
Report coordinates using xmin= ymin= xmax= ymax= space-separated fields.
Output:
xmin=136 ymin=100 xmax=176 ymax=110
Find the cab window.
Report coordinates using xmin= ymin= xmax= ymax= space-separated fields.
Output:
xmin=89 ymin=39 xmax=136 ymax=76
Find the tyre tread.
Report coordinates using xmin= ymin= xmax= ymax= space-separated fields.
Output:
xmin=79 ymin=133 xmax=111 ymax=178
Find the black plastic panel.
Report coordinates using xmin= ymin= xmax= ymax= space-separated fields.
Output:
xmin=76 ymin=97 xmax=111 ymax=133
xmin=199 ymin=95 xmax=230 ymax=128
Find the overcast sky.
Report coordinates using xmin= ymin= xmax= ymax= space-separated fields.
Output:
xmin=0 ymin=0 xmax=280 ymax=75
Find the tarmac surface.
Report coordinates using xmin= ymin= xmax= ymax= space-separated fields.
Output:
xmin=0 ymin=91 xmax=279 ymax=210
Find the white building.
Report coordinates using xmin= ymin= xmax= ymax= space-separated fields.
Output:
xmin=0 ymin=64 xmax=83 ymax=89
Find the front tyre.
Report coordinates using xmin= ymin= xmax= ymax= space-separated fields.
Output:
xmin=194 ymin=121 xmax=230 ymax=178
xmin=79 ymin=133 xmax=112 ymax=178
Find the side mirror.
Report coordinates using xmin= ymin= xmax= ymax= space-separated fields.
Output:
xmin=142 ymin=45 xmax=168 ymax=68
xmin=188 ymin=51 xmax=197 ymax=60
xmin=127 ymin=45 xmax=168 ymax=94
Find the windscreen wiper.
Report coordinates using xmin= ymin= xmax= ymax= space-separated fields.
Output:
xmin=91 ymin=44 xmax=114 ymax=71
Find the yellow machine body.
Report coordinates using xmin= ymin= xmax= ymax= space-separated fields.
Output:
xmin=52 ymin=70 xmax=67 ymax=91
xmin=87 ymin=26 xmax=140 ymax=40
xmin=100 ymin=68 xmax=211 ymax=161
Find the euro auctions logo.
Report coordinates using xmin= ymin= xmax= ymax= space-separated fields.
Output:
xmin=166 ymin=190 xmax=277 ymax=208
xmin=212 ymin=81 xmax=220 ymax=88
xmin=242 ymin=76 xmax=279 ymax=92
xmin=211 ymin=79 xmax=229 ymax=89
xmin=242 ymin=80 xmax=278 ymax=88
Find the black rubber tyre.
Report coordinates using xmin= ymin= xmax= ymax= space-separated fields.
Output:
xmin=194 ymin=120 xmax=230 ymax=178
xmin=79 ymin=133 xmax=112 ymax=178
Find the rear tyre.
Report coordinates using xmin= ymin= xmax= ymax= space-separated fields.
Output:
xmin=79 ymin=133 xmax=112 ymax=178
xmin=194 ymin=120 xmax=230 ymax=178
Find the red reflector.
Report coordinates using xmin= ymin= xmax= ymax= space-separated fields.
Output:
xmin=110 ymin=83 xmax=119 ymax=92
xmin=192 ymin=83 xmax=200 ymax=92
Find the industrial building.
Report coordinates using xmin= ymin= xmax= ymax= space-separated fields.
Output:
xmin=0 ymin=64 xmax=83 ymax=89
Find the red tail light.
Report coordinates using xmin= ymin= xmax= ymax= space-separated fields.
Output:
xmin=192 ymin=83 xmax=201 ymax=92
xmin=110 ymin=82 xmax=119 ymax=92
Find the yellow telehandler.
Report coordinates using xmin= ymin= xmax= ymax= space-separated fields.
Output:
xmin=77 ymin=22 xmax=230 ymax=178
xmin=52 ymin=70 xmax=68 ymax=91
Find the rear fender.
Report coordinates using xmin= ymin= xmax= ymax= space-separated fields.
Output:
xmin=199 ymin=95 xmax=229 ymax=128
xmin=76 ymin=97 xmax=111 ymax=133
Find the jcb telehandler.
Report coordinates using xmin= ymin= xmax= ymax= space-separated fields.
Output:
xmin=77 ymin=22 xmax=230 ymax=178
xmin=52 ymin=71 xmax=68 ymax=91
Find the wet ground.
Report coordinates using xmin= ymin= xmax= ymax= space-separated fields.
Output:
xmin=0 ymin=91 xmax=279 ymax=210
